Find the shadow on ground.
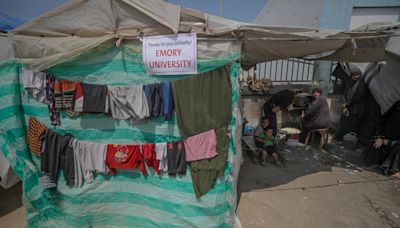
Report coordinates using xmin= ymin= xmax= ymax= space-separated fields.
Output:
xmin=0 ymin=182 xmax=22 ymax=217
xmin=237 ymin=138 xmax=382 ymax=206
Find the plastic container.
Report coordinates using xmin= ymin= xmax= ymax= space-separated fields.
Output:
xmin=286 ymin=133 xmax=300 ymax=146
xmin=343 ymin=132 xmax=358 ymax=150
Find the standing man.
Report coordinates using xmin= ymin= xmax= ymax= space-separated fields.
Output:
xmin=263 ymin=89 xmax=296 ymax=135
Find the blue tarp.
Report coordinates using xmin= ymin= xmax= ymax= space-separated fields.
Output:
xmin=0 ymin=10 xmax=26 ymax=31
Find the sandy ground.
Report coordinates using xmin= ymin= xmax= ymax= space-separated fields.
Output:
xmin=1 ymin=141 xmax=400 ymax=228
xmin=237 ymin=141 xmax=400 ymax=228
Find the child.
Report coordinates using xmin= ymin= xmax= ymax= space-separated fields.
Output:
xmin=263 ymin=128 xmax=275 ymax=148
xmin=256 ymin=127 xmax=281 ymax=166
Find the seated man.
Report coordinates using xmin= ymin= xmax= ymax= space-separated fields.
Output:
xmin=254 ymin=116 xmax=281 ymax=166
xmin=300 ymin=88 xmax=332 ymax=143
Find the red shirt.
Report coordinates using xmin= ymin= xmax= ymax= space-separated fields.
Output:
xmin=105 ymin=144 xmax=147 ymax=176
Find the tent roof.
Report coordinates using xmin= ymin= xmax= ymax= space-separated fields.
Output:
xmin=7 ymin=0 xmax=400 ymax=71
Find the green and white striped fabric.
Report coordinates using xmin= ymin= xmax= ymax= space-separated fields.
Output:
xmin=0 ymin=46 xmax=241 ymax=227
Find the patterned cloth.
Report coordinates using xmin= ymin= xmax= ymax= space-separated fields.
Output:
xmin=27 ymin=117 xmax=47 ymax=156
xmin=45 ymin=75 xmax=60 ymax=125
xmin=54 ymin=79 xmax=77 ymax=111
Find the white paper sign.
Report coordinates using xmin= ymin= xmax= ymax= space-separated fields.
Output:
xmin=143 ymin=33 xmax=197 ymax=75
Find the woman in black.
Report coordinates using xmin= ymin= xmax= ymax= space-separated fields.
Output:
xmin=334 ymin=65 xmax=367 ymax=140
xmin=263 ymin=89 xmax=295 ymax=136
xmin=362 ymin=101 xmax=400 ymax=178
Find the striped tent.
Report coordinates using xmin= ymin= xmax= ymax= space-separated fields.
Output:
xmin=0 ymin=0 xmax=244 ymax=227
xmin=0 ymin=43 xmax=243 ymax=227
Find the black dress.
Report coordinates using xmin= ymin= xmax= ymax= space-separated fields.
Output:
xmin=357 ymin=92 xmax=382 ymax=145
xmin=334 ymin=78 xmax=367 ymax=140
xmin=362 ymin=101 xmax=400 ymax=168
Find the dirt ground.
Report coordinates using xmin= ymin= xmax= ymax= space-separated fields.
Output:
xmin=1 ymin=140 xmax=400 ymax=228
xmin=237 ymin=140 xmax=400 ymax=228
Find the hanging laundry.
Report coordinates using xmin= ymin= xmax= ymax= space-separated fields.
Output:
xmin=68 ymin=82 xmax=84 ymax=118
xmin=70 ymin=139 xmax=108 ymax=187
xmin=45 ymin=75 xmax=60 ymax=125
xmin=143 ymin=83 xmax=164 ymax=118
xmin=184 ymin=129 xmax=218 ymax=162
xmin=22 ymin=69 xmax=47 ymax=103
xmin=70 ymin=139 xmax=85 ymax=187
xmin=162 ymin=81 xmax=174 ymax=121
xmin=81 ymin=83 xmax=108 ymax=113
xmin=41 ymin=130 xmax=74 ymax=188
xmin=142 ymin=143 xmax=160 ymax=174
xmin=54 ymin=79 xmax=77 ymax=111
xmin=27 ymin=116 xmax=47 ymax=156
xmin=155 ymin=142 xmax=168 ymax=172
xmin=171 ymin=65 xmax=231 ymax=198
xmin=105 ymin=144 xmax=147 ymax=176
xmin=108 ymin=85 xmax=150 ymax=121
xmin=167 ymin=141 xmax=187 ymax=176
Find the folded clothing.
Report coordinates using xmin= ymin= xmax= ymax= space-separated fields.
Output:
xmin=105 ymin=144 xmax=147 ymax=176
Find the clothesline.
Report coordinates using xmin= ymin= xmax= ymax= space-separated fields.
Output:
xmin=24 ymin=65 xmax=232 ymax=198
xmin=22 ymin=68 xmax=175 ymax=126
xmin=29 ymin=116 xmax=218 ymax=190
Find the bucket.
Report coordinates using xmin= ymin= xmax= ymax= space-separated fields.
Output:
xmin=286 ymin=133 xmax=299 ymax=146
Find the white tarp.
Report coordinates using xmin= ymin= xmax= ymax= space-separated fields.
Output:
xmin=7 ymin=0 xmax=400 ymax=71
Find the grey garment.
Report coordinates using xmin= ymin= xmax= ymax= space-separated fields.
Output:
xmin=143 ymin=83 xmax=164 ymax=118
xmin=84 ymin=141 xmax=108 ymax=174
xmin=41 ymin=130 xmax=74 ymax=188
xmin=303 ymin=97 xmax=331 ymax=129
xmin=22 ymin=68 xmax=47 ymax=103
xmin=71 ymin=139 xmax=90 ymax=187
xmin=70 ymin=139 xmax=108 ymax=187
xmin=167 ymin=141 xmax=187 ymax=176
xmin=108 ymin=85 xmax=150 ymax=121
xmin=364 ymin=60 xmax=400 ymax=114
xmin=155 ymin=142 xmax=168 ymax=172
xmin=81 ymin=83 xmax=108 ymax=113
